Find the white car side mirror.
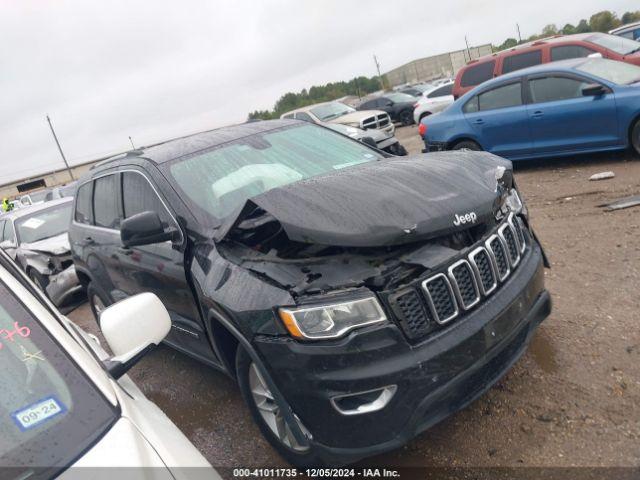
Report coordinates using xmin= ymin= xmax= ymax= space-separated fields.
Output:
xmin=0 ymin=240 xmax=16 ymax=249
xmin=100 ymin=293 xmax=171 ymax=379
xmin=588 ymin=52 xmax=603 ymax=59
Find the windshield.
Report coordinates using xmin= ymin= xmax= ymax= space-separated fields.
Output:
xmin=387 ymin=92 xmax=416 ymax=103
xmin=309 ymin=102 xmax=355 ymax=121
xmin=15 ymin=203 xmax=72 ymax=244
xmin=0 ymin=280 xmax=117 ymax=475
xmin=576 ymin=58 xmax=640 ymax=85
xmin=165 ymin=124 xmax=383 ymax=221
xmin=586 ymin=33 xmax=640 ymax=55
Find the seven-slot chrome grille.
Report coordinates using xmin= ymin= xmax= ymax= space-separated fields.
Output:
xmin=389 ymin=213 xmax=529 ymax=341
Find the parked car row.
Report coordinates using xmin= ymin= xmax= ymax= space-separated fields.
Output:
xmin=453 ymin=32 xmax=640 ymax=98
xmin=420 ymin=57 xmax=640 ymax=160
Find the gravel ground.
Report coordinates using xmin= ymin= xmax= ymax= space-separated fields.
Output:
xmin=68 ymin=125 xmax=640 ymax=469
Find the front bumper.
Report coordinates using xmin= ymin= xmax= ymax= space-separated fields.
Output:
xmin=255 ymin=241 xmax=550 ymax=464
xmin=422 ymin=140 xmax=447 ymax=153
xmin=46 ymin=264 xmax=84 ymax=307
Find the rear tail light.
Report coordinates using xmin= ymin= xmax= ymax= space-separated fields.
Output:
xmin=418 ymin=123 xmax=427 ymax=137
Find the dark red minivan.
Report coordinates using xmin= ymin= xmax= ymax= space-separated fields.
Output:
xmin=452 ymin=32 xmax=640 ymax=98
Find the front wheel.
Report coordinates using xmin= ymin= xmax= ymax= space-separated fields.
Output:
xmin=29 ymin=269 xmax=50 ymax=293
xmin=632 ymin=120 xmax=640 ymax=156
xmin=452 ymin=140 xmax=482 ymax=151
xmin=236 ymin=346 xmax=324 ymax=467
xmin=399 ymin=109 xmax=414 ymax=126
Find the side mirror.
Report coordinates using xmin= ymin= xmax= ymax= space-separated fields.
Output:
xmin=120 ymin=211 xmax=176 ymax=247
xmin=100 ymin=293 xmax=171 ymax=379
xmin=587 ymin=52 xmax=603 ymax=59
xmin=385 ymin=101 xmax=394 ymax=107
xmin=582 ymin=83 xmax=607 ymax=97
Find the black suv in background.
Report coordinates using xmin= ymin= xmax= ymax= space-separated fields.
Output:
xmin=357 ymin=93 xmax=417 ymax=126
xmin=69 ymin=119 xmax=551 ymax=466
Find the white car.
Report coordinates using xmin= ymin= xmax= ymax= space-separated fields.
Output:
xmin=413 ymin=81 xmax=455 ymax=124
xmin=0 ymin=250 xmax=217 ymax=479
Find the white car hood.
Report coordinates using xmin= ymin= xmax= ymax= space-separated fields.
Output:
xmin=21 ymin=233 xmax=70 ymax=255
xmin=64 ymin=418 xmax=170 ymax=472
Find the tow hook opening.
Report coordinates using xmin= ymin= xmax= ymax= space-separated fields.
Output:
xmin=330 ymin=385 xmax=397 ymax=416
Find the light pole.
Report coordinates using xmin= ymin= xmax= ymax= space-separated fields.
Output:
xmin=46 ymin=115 xmax=74 ymax=180
xmin=373 ymin=54 xmax=384 ymax=90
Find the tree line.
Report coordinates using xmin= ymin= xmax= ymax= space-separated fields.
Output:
xmin=249 ymin=9 xmax=640 ymax=121
xmin=496 ymin=10 xmax=640 ymax=51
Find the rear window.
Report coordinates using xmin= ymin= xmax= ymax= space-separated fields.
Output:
xmin=74 ymin=182 xmax=93 ymax=225
xmin=502 ymin=50 xmax=542 ymax=74
xmin=460 ymin=61 xmax=495 ymax=88
xmin=427 ymin=84 xmax=453 ymax=98
xmin=478 ymin=82 xmax=523 ymax=111
xmin=550 ymin=45 xmax=596 ymax=61
xmin=0 ymin=280 xmax=117 ymax=475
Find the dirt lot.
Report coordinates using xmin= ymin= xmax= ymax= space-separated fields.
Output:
xmin=69 ymin=125 xmax=640 ymax=468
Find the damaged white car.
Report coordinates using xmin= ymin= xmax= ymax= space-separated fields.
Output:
xmin=0 ymin=198 xmax=82 ymax=310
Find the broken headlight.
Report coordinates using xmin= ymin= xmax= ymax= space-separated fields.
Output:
xmin=505 ymin=188 xmax=523 ymax=213
xmin=278 ymin=296 xmax=387 ymax=340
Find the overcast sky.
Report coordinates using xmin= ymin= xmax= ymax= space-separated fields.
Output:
xmin=0 ymin=0 xmax=636 ymax=184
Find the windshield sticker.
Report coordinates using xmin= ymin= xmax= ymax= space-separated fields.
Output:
xmin=21 ymin=218 xmax=45 ymax=229
xmin=0 ymin=321 xmax=31 ymax=350
xmin=11 ymin=396 xmax=67 ymax=431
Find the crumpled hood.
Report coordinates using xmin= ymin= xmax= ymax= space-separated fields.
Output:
xmin=218 ymin=151 xmax=512 ymax=247
xmin=21 ymin=232 xmax=70 ymax=255
xmin=329 ymin=110 xmax=387 ymax=125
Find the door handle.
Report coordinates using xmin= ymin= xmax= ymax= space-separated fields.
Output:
xmin=531 ymin=110 xmax=544 ymax=119
xmin=80 ymin=236 xmax=95 ymax=247
xmin=117 ymin=247 xmax=133 ymax=256
xmin=473 ymin=118 xmax=485 ymax=125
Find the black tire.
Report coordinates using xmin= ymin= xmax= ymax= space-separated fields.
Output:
xmin=391 ymin=143 xmax=408 ymax=156
xmin=452 ymin=140 xmax=482 ymax=151
xmin=399 ymin=109 xmax=414 ymax=126
xmin=28 ymin=269 xmax=50 ymax=292
xmin=632 ymin=120 xmax=640 ymax=156
xmin=87 ymin=282 xmax=109 ymax=327
xmin=236 ymin=346 xmax=325 ymax=467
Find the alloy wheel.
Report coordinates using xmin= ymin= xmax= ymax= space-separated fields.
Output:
xmin=248 ymin=362 xmax=308 ymax=452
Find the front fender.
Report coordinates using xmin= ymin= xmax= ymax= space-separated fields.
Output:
xmin=20 ymin=251 xmax=52 ymax=275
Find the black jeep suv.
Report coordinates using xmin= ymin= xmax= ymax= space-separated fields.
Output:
xmin=69 ymin=119 xmax=551 ymax=466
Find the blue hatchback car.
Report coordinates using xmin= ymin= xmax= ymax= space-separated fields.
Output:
xmin=420 ymin=58 xmax=640 ymax=160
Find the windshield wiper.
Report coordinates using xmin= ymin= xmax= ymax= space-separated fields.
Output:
xmin=627 ymin=77 xmax=640 ymax=85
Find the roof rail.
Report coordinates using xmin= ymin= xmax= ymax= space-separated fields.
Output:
xmin=89 ymin=149 xmax=143 ymax=170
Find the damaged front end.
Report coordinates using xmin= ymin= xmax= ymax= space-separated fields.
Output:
xmin=207 ymin=151 xmax=551 ymax=458
xmin=19 ymin=234 xmax=84 ymax=308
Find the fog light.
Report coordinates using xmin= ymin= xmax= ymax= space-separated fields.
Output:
xmin=330 ymin=385 xmax=397 ymax=416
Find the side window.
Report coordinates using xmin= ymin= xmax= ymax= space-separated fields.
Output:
xmin=528 ymin=76 xmax=591 ymax=104
xmin=74 ymin=182 xmax=94 ymax=225
xmin=0 ymin=221 xmax=6 ymax=242
xmin=550 ymin=45 xmax=595 ymax=61
xmin=478 ymin=82 xmax=523 ymax=111
xmin=463 ymin=96 xmax=479 ymax=113
xmin=460 ymin=61 xmax=496 ymax=88
xmin=502 ymin=50 xmax=542 ymax=74
xmin=93 ymin=175 xmax=120 ymax=229
xmin=295 ymin=112 xmax=314 ymax=123
xmin=4 ymin=221 xmax=15 ymax=244
xmin=121 ymin=172 xmax=172 ymax=227
xmin=428 ymin=84 xmax=453 ymax=98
